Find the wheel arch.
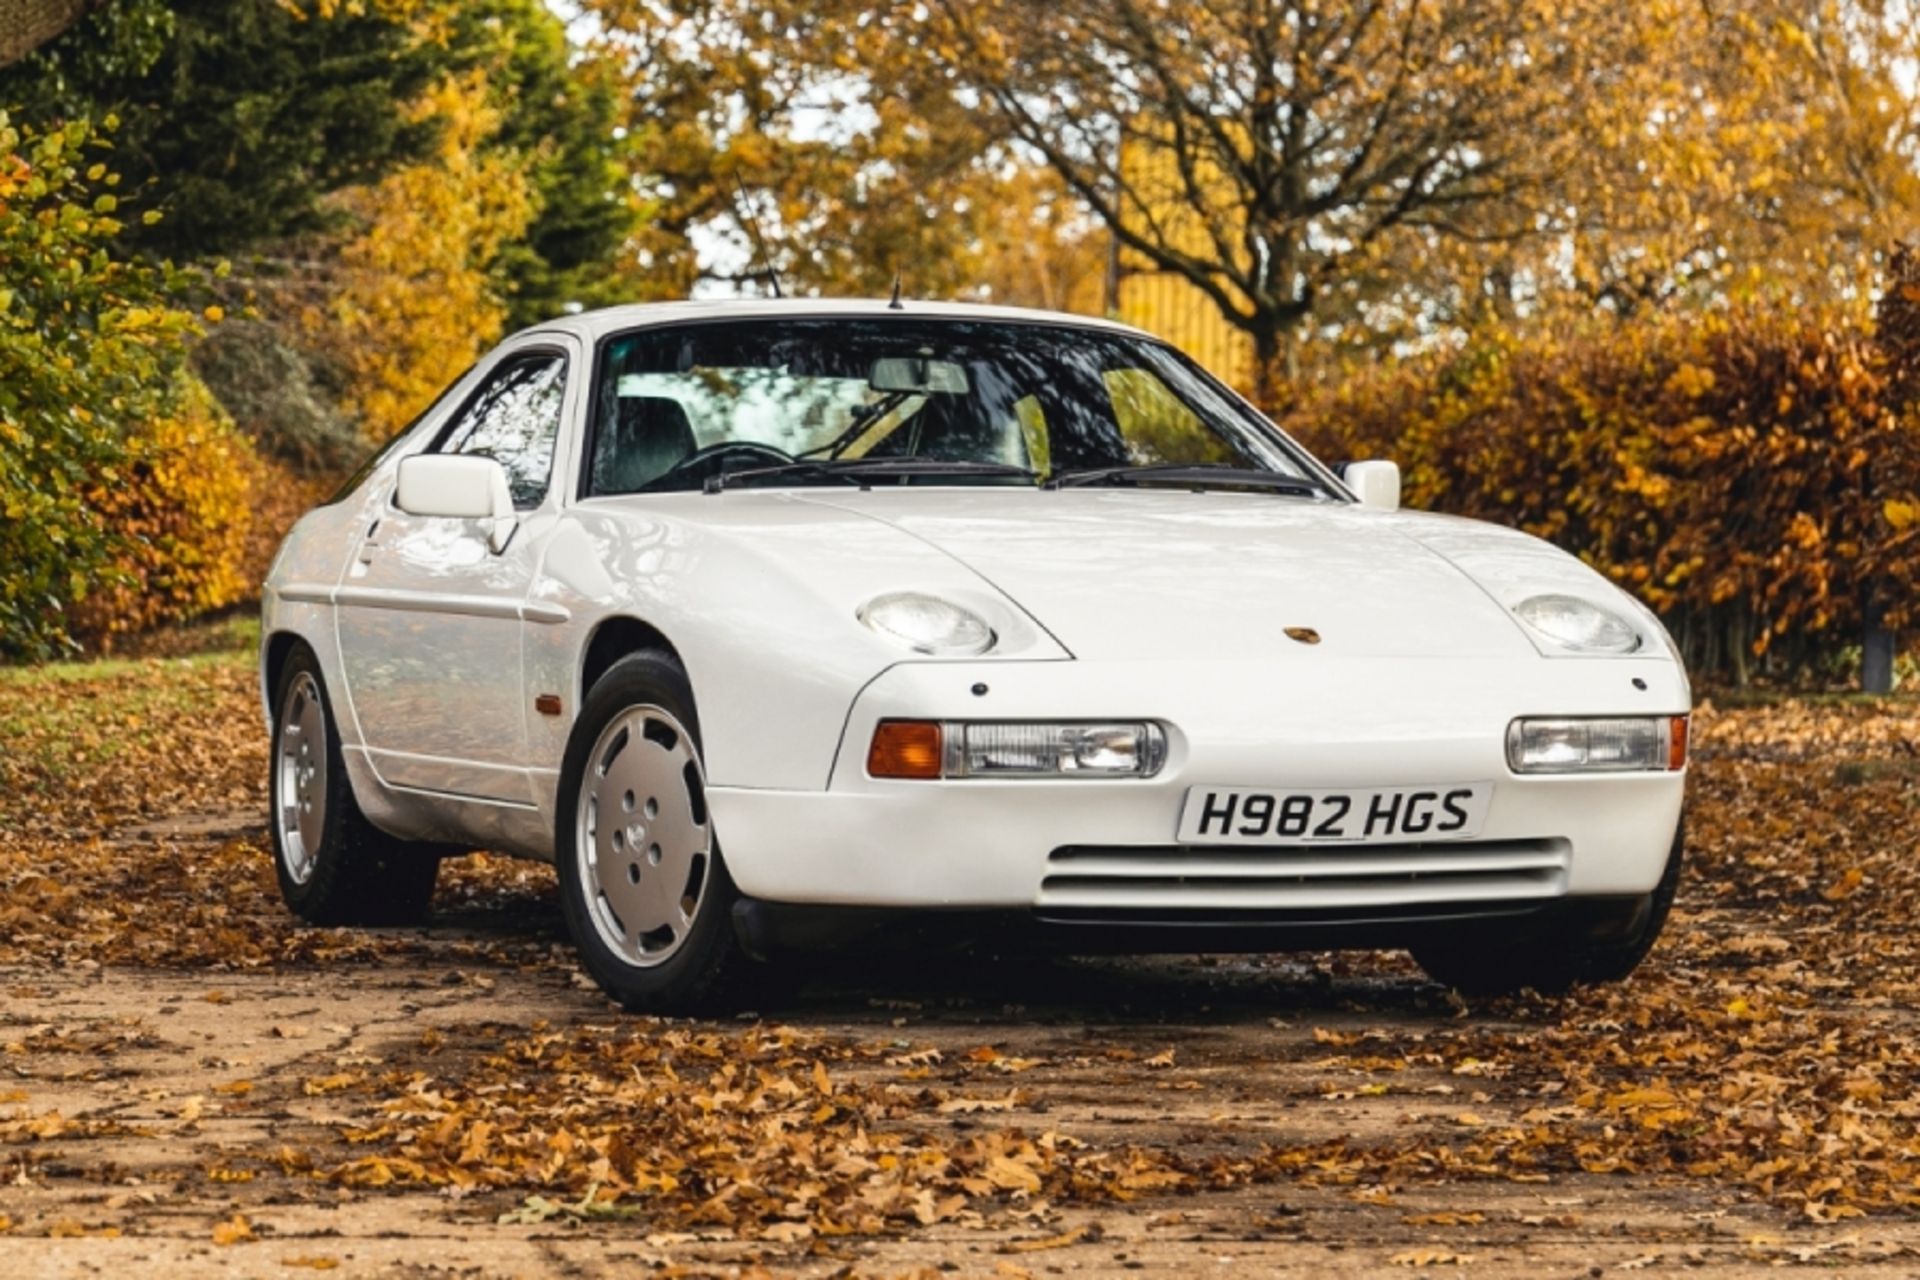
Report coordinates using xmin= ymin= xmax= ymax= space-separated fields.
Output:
xmin=579 ymin=615 xmax=686 ymax=704
xmin=262 ymin=628 xmax=308 ymax=723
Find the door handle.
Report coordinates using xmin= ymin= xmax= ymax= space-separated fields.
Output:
xmin=357 ymin=520 xmax=381 ymax=564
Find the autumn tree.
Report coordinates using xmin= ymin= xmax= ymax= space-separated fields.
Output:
xmin=581 ymin=0 xmax=1102 ymax=307
xmin=277 ymin=0 xmax=653 ymax=442
xmin=295 ymin=70 xmax=540 ymax=442
xmin=1553 ymin=0 xmax=1920 ymax=320
xmin=923 ymin=1 xmax=1692 ymax=401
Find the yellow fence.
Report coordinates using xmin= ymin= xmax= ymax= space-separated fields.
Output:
xmin=1109 ymin=123 xmax=1256 ymax=392
xmin=1115 ymin=267 xmax=1254 ymax=391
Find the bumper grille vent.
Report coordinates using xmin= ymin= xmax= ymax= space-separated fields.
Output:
xmin=1037 ymin=839 xmax=1570 ymax=917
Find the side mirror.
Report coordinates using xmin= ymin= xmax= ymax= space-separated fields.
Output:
xmin=395 ymin=454 xmax=517 ymax=552
xmin=1340 ymin=459 xmax=1401 ymax=512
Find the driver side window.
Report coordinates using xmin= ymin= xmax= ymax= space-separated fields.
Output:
xmin=434 ymin=352 xmax=568 ymax=509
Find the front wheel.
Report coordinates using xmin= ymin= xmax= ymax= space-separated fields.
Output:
xmin=270 ymin=642 xmax=440 ymax=925
xmin=1413 ymin=820 xmax=1685 ymax=996
xmin=555 ymin=650 xmax=761 ymax=1014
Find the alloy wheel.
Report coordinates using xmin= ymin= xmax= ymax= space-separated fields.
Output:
xmin=575 ymin=704 xmax=712 ymax=967
xmin=276 ymin=671 xmax=329 ymax=885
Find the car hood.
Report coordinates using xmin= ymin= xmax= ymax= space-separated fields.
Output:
xmin=792 ymin=489 xmax=1556 ymax=662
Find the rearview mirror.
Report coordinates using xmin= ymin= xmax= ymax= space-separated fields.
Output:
xmin=870 ymin=355 xmax=969 ymax=395
xmin=1341 ymin=459 xmax=1401 ymax=512
xmin=395 ymin=454 xmax=517 ymax=551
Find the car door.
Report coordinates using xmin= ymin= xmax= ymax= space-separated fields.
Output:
xmin=334 ymin=340 xmax=576 ymax=806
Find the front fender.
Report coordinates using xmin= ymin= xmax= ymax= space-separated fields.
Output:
xmin=1396 ymin=512 xmax=1690 ymax=697
xmin=523 ymin=496 xmax=1068 ymax=792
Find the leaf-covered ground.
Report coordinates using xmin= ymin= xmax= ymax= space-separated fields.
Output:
xmin=4 ymin=626 xmax=1920 ymax=1276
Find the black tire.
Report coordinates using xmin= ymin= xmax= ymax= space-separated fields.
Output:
xmin=270 ymin=642 xmax=440 ymax=926
xmin=555 ymin=650 xmax=764 ymax=1015
xmin=1413 ymin=820 xmax=1684 ymax=996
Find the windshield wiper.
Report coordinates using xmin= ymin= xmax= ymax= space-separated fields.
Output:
xmin=700 ymin=460 xmax=866 ymax=494
xmin=705 ymin=457 xmax=1038 ymax=493
xmin=1043 ymin=462 xmax=1329 ymax=498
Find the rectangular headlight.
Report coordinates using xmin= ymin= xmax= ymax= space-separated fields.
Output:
xmin=867 ymin=720 xmax=1167 ymax=779
xmin=1507 ymin=716 xmax=1688 ymax=774
xmin=953 ymin=721 xmax=1167 ymax=778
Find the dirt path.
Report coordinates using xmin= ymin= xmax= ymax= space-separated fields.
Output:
xmin=6 ymin=656 xmax=1920 ymax=1276
xmin=2 ymin=818 xmax=1914 ymax=1277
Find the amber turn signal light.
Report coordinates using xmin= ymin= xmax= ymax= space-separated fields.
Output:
xmin=868 ymin=720 xmax=944 ymax=779
xmin=1668 ymin=714 xmax=1690 ymax=771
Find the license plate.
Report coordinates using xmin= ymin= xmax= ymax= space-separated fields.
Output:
xmin=1176 ymin=783 xmax=1493 ymax=845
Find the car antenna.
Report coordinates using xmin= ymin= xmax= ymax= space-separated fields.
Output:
xmin=888 ymin=268 xmax=904 ymax=310
xmin=730 ymin=172 xmax=784 ymax=299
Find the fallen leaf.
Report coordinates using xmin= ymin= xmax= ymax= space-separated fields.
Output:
xmin=1001 ymin=1225 xmax=1089 ymax=1252
xmin=939 ymin=1093 xmax=1018 ymax=1114
xmin=761 ymin=1220 xmax=811 ymax=1242
xmin=1391 ymin=1248 xmax=1471 ymax=1266
xmin=1822 ymin=868 xmax=1864 ymax=900
xmin=984 ymin=1155 xmax=1043 ymax=1194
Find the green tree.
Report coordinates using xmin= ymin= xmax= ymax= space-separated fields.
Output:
xmin=0 ymin=0 xmax=443 ymax=260
xmin=5 ymin=0 xmax=640 ymax=322
xmin=449 ymin=0 xmax=637 ymax=327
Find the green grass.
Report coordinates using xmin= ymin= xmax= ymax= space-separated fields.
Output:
xmin=0 ymin=615 xmax=257 ymax=687
xmin=0 ymin=642 xmax=250 ymax=689
xmin=0 ymin=616 xmax=259 ymax=793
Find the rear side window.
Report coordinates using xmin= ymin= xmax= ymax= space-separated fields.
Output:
xmin=1103 ymin=367 xmax=1236 ymax=466
xmin=434 ymin=352 xmax=569 ymax=509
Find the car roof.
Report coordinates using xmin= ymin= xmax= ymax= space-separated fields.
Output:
xmin=511 ymin=297 xmax=1157 ymax=346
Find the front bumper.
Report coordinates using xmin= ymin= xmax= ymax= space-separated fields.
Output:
xmin=707 ymin=656 xmax=1687 ymax=917
xmin=727 ymin=893 xmax=1658 ymax=957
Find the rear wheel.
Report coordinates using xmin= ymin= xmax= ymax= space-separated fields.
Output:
xmin=1413 ymin=821 xmax=1684 ymax=996
xmin=270 ymin=642 xmax=440 ymax=925
xmin=555 ymin=650 xmax=763 ymax=1014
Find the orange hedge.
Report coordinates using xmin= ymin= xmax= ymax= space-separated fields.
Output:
xmin=67 ymin=379 xmax=262 ymax=645
xmin=1279 ymin=305 xmax=1920 ymax=684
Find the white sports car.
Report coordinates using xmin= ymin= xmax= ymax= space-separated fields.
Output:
xmin=261 ymin=300 xmax=1689 ymax=1012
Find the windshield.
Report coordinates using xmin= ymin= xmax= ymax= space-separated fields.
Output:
xmin=583 ymin=317 xmax=1329 ymax=495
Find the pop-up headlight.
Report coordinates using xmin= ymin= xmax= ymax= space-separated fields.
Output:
xmin=858 ymin=592 xmax=995 ymax=656
xmin=1514 ymin=594 xmax=1642 ymax=654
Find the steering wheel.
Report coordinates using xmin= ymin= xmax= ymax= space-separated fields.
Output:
xmin=649 ymin=441 xmax=794 ymax=490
